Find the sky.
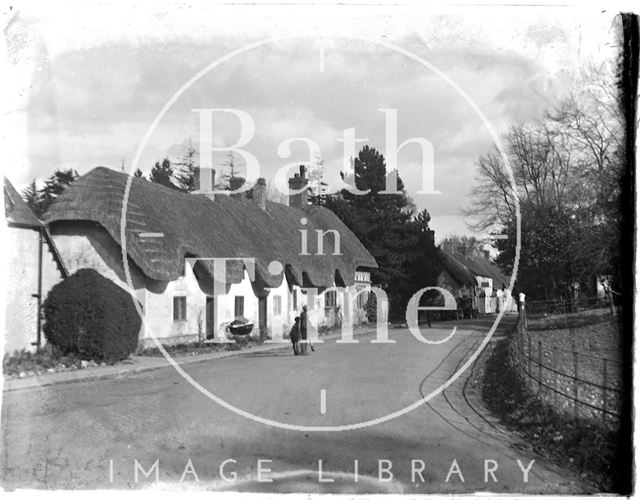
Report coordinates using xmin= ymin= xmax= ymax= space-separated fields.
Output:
xmin=1 ymin=2 xmax=620 ymax=241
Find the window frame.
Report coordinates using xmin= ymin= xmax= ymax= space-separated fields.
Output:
xmin=173 ymin=295 xmax=187 ymax=322
xmin=273 ymin=295 xmax=282 ymax=316
xmin=324 ymin=290 xmax=337 ymax=308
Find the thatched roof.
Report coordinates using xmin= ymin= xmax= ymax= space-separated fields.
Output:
xmin=440 ymin=248 xmax=477 ymax=286
xmin=440 ymin=248 xmax=509 ymax=290
xmin=4 ymin=177 xmax=42 ymax=229
xmin=463 ymin=254 xmax=509 ymax=290
xmin=44 ymin=167 xmax=377 ymax=288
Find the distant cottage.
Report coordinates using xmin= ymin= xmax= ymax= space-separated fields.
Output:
xmin=3 ymin=178 xmax=67 ymax=353
xmin=438 ymin=242 xmax=512 ymax=314
xmin=43 ymin=166 xmax=378 ymax=346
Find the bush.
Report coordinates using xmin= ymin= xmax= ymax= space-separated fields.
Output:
xmin=43 ymin=268 xmax=141 ymax=362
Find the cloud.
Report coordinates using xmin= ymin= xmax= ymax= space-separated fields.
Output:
xmin=7 ymin=10 xmax=618 ymax=239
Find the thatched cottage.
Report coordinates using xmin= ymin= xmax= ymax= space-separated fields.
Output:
xmin=438 ymin=244 xmax=512 ymax=314
xmin=4 ymin=178 xmax=67 ymax=353
xmin=44 ymin=166 xmax=377 ymax=346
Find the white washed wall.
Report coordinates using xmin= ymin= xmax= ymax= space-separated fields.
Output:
xmin=49 ymin=222 xmax=374 ymax=346
xmin=4 ymin=227 xmax=64 ymax=353
xmin=4 ymin=228 xmax=53 ymax=352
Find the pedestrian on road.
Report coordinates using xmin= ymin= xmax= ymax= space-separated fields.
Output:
xmin=289 ymin=317 xmax=301 ymax=355
xmin=300 ymin=305 xmax=315 ymax=353
xmin=518 ymin=291 xmax=526 ymax=312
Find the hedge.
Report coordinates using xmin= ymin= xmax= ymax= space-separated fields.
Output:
xmin=43 ymin=268 xmax=141 ymax=361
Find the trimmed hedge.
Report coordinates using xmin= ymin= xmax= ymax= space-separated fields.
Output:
xmin=43 ymin=268 xmax=141 ymax=361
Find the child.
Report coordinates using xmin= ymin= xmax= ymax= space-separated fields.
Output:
xmin=289 ymin=317 xmax=301 ymax=355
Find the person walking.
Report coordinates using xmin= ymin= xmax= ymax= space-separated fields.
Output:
xmin=289 ymin=316 xmax=301 ymax=355
xmin=300 ymin=305 xmax=315 ymax=353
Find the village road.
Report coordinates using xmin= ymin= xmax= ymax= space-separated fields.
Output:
xmin=1 ymin=323 xmax=586 ymax=493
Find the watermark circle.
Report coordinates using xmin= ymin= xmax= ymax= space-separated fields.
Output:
xmin=268 ymin=260 xmax=284 ymax=276
xmin=120 ymin=33 xmax=521 ymax=432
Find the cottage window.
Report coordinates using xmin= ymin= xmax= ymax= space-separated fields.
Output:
xmin=234 ymin=296 xmax=245 ymax=317
xmin=173 ymin=296 xmax=187 ymax=322
xmin=273 ymin=296 xmax=282 ymax=316
xmin=325 ymin=290 xmax=337 ymax=308
xmin=291 ymin=289 xmax=298 ymax=310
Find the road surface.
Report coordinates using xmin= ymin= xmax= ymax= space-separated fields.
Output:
xmin=1 ymin=323 xmax=585 ymax=493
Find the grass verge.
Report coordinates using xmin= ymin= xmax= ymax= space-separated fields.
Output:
xmin=3 ymin=347 xmax=112 ymax=378
xmin=482 ymin=339 xmax=623 ymax=492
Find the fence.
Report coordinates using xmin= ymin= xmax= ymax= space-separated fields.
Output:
xmin=509 ymin=298 xmax=622 ymax=426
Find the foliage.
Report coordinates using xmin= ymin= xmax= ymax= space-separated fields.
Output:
xmin=133 ymin=168 xmax=144 ymax=178
xmin=173 ymin=141 xmax=199 ymax=192
xmin=2 ymin=346 xmax=105 ymax=377
xmin=323 ymin=145 xmax=442 ymax=319
xmin=22 ymin=169 xmax=78 ymax=215
xmin=483 ymin=339 xmax=623 ymax=492
xmin=307 ymin=153 xmax=330 ymax=206
xmin=43 ymin=268 xmax=141 ymax=361
xmin=21 ymin=179 xmax=40 ymax=214
xmin=149 ymin=158 xmax=179 ymax=190
xmin=466 ymin=62 xmax=624 ymax=300
xmin=441 ymin=234 xmax=485 ymax=255
xmin=215 ymin=151 xmax=239 ymax=190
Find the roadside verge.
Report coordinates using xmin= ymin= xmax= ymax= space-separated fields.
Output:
xmin=2 ymin=326 xmax=376 ymax=393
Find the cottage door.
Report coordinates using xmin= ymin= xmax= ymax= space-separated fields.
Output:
xmin=206 ymin=297 xmax=215 ymax=340
xmin=258 ymin=296 xmax=267 ymax=338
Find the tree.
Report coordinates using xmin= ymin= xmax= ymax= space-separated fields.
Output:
xmin=22 ymin=179 xmax=40 ymax=215
xmin=148 ymin=158 xmax=179 ymax=190
xmin=133 ymin=168 xmax=144 ymax=178
xmin=465 ymin=63 xmax=624 ymax=300
xmin=415 ymin=208 xmax=431 ymax=231
xmin=39 ymin=169 xmax=78 ymax=212
xmin=308 ymin=153 xmax=330 ymax=206
xmin=325 ymin=145 xmax=441 ymax=318
xmin=174 ymin=141 xmax=198 ymax=192
xmin=441 ymin=235 xmax=485 ymax=257
xmin=215 ymin=151 xmax=238 ymax=190
xmin=20 ymin=169 xmax=77 ymax=215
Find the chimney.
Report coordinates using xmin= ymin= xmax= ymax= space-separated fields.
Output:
xmin=194 ymin=167 xmax=216 ymax=200
xmin=425 ymin=229 xmax=435 ymax=248
xmin=229 ymin=176 xmax=246 ymax=200
xmin=251 ymin=178 xmax=267 ymax=211
xmin=288 ymin=165 xmax=308 ymax=210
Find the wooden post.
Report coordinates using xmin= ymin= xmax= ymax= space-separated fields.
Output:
xmin=602 ymin=358 xmax=608 ymax=425
xmin=552 ymin=346 xmax=558 ymax=404
xmin=573 ymin=349 xmax=579 ymax=420
xmin=538 ymin=340 xmax=542 ymax=393
xmin=528 ymin=334 xmax=532 ymax=377
xmin=607 ymin=289 xmax=616 ymax=318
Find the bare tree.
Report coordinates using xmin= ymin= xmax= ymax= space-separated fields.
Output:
xmin=465 ymin=62 xmax=624 ymax=298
